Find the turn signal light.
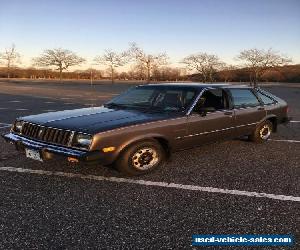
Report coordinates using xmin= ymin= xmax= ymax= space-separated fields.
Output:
xmin=102 ymin=147 xmax=116 ymax=153
xmin=68 ymin=157 xmax=79 ymax=163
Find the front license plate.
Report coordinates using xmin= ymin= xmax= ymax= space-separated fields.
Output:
xmin=25 ymin=148 xmax=43 ymax=162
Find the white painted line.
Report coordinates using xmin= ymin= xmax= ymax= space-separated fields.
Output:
xmin=9 ymin=100 xmax=21 ymax=103
xmin=0 ymin=125 xmax=11 ymax=129
xmin=15 ymin=109 xmax=29 ymax=111
xmin=35 ymin=96 xmax=53 ymax=99
xmin=0 ymin=123 xmax=11 ymax=126
xmin=0 ymin=108 xmax=8 ymax=110
xmin=270 ymin=139 xmax=300 ymax=143
xmin=44 ymin=101 xmax=55 ymax=104
xmin=0 ymin=167 xmax=299 ymax=202
xmin=290 ymin=121 xmax=300 ymax=123
xmin=60 ymin=97 xmax=72 ymax=100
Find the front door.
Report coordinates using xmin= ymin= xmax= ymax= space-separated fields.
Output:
xmin=184 ymin=88 xmax=236 ymax=147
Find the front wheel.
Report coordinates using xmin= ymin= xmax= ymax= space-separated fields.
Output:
xmin=115 ymin=140 xmax=166 ymax=176
xmin=249 ymin=120 xmax=273 ymax=143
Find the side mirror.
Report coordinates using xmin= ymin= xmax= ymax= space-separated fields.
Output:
xmin=198 ymin=107 xmax=216 ymax=116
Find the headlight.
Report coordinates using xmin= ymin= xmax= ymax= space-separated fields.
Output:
xmin=73 ymin=133 xmax=93 ymax=149
xmin=13 ymin=121 xmax=24 ymax=133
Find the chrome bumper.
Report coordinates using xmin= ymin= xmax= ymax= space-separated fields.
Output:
xmin=2 ymin=133 xmax=89 ymax=160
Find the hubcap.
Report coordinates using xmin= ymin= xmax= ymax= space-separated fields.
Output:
xmin=131 ymin=147 xmax=159 ymax=170
xmin=259 ymin=125 xmax=271 ymax=140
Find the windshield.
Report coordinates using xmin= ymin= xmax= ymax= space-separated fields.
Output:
xmin=104 ymin=86 xmax=198 ymax=113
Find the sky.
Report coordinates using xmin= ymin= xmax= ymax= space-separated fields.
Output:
xmin=0 ymin=0 xmax=299 ymax=70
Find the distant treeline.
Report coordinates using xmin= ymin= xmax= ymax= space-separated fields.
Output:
xmin=0 ymin=66 xmax=188 ymax=82
xmin=1 ymin=45 xmax=297 ymax=85
xmin=191 ymin=64 xmax=300 ymax=83
xmin=1 ymin=64 xmax=299 ymax=83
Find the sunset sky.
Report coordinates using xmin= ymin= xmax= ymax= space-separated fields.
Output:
xmin=0 ymin=0 xmax=299 ymax=69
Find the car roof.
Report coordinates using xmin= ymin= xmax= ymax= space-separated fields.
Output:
xmin=140 ymin=82 xmax=252 ymax=89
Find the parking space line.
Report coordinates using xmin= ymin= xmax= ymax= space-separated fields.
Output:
xmin=0 ymin=125 xmax=11 ymax=129
xmin=290 ymin=121 xmax=300 ymax=123
xmin=269 ymin=139 xmax=300 ymax=143
xmin=0 ymin=167 xmax=299 ymax=202
xmin=15 ymin=109 xmax=29 ymax=111
xmin=0 ymin=122 xmax=11 ymax=129
xmin=0 ymin=123 xmax=11 ymax=126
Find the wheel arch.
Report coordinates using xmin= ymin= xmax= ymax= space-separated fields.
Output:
xmin=257 ymin=115 xmax=277 ymax=132
xmin=116 ymin=134 xmax=171 ymax=160
xmin=266 ymin=115 xmax=278 ymax=132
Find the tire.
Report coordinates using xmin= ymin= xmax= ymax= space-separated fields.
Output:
xmin=249 ymin=120 xmax=273 ymax=143
xmin=115 ymin=140 xmax=166 ymax=176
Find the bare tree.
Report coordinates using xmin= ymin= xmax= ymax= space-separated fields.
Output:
xmin=128 ymin=63 xmax=147 ymax=80
xmin=94 ymin=49 xmax=128 ymax=83
xmin=129 ymin=43 xmax=168 ymax=82
xmin=218 ymin=64 xmax=238 ymax=82
xmin=237 ymin=48 xmax=292 ymax=86
xmin=33 ymin=48 xmax=85 ymax=81
xmin=152 ymin=66 xmax=182 ymax=81
xmin=181 ymin=52 xmax=223 ymax=82
xmin=0 ymin=44 xmax=21 ymax=78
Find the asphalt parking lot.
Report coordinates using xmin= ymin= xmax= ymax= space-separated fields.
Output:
xmin=0 ymin=80 xmax=299 ymax=249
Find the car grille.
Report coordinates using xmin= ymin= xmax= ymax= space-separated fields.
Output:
xmin=21 ymin=123 xmax=72 ymax=146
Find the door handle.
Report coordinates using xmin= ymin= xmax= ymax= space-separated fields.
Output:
xmin=224 ymin=111 xmax=233 ymax=116
xmin=257 ymin=107 xmax=265 ymax=111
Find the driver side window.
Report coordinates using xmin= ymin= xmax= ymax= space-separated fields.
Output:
xmin=193 ymin=89 xmax=229 ymax=113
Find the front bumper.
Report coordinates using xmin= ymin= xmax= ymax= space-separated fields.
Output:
xmin=2 ymin=132 xmax=110 ymax=164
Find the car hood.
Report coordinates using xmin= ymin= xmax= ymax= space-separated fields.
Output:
xmin=20 ymin=106 xmax=174 ymax=134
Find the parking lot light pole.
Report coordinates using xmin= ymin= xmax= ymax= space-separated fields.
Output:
xmin=89 ymin=63 xmax=98 ymax=107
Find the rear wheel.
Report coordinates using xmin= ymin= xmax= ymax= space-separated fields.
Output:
xmin=249 ymin=120 xmax=273 ymax=143
xmin=115 ymin=140 xmax=165 ymax=176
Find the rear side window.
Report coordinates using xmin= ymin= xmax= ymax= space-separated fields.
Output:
xmin=256 ymin=91 xmax=276 ymax=105
xmin=230 ymin=89 xmax=260 ymax=108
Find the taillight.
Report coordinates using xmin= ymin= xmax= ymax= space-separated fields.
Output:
xmin=286 ymin=106 xmax=289 ymax=114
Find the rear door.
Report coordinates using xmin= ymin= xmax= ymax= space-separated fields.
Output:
xmin=229 ymin=88 xmax=266 ymax=136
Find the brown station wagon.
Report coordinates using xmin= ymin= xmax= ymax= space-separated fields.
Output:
xmin=3 ymin=83 xmax=290 ymax=175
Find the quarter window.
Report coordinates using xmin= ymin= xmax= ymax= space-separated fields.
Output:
xmin=230 ymin=89 xmax=260 ymax=108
